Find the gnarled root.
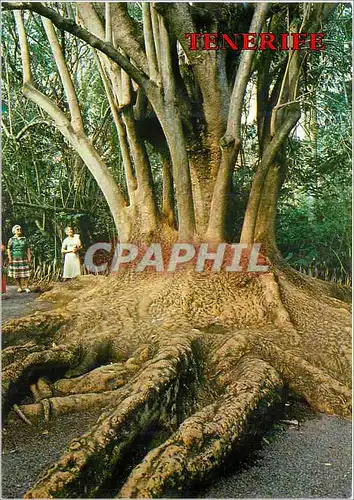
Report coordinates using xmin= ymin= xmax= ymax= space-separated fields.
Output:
xmin=23 ymin=331 xmax=202 ymax=498
xmin=2 ymin=311 xmax=69 ymax=348
xmin=2 ymin=344 xmax=81 ymax=415
xmin=10 ymin=389 xmax=125 ymax=425
xmin=2 ymin=269 xmax=351 ymax=499
xmin=261 ymin=342 xmax=352 ymax=417
xmin=10 ymin=344 xmax=158 ymax=425
xmin=118 ymin=357 xmax=284 ymax=498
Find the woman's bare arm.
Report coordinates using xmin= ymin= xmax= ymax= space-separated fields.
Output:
xmin=7 ymin=241 xmax=12 ymax=263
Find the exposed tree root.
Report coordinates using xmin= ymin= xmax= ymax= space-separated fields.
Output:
xmin=2 ymin=311 xmax=70 ymax=348
xmin=23 ymin=332 xmax=203 ymax=498
xmin=118 ymin=357 xmax=283 ymax=498
xmin=2 ymin=343 xmax=81 ymax=415
xmin=13 ymin=403 xmax=33 ymax=425
xmin=252 ymin=337 xmax=352 ymax=416
xmin=2 ymin=269 xmax=351 ymax=498
xmin=12 ymin=345 xmax=157 ymax=424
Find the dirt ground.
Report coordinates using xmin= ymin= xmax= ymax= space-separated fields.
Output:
xmin=1 ymin=285 xmax=53 ymax=323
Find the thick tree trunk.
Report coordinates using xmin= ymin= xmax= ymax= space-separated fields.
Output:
xmin=122 ymin=106 xmax=159 ymax=237
xmin=254 ymin=163 xmax=285 ymax=261
xmin=162 ymin=156 xmax=175 ymax=228
xmin=188 ymin=152 xmax=215 ymax=237
xmin=205 ymin=141 xmax=240 ymax=242
xmin=241 ymin=107 xmax=301 ymax=245
xmin=155 ymin=15 xmax=196 ymax=241
xmin=254 ymin=137 xmax=288 ymax=260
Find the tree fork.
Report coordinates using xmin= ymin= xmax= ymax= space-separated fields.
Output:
xmin=206 ymin=3 xmax=269 ymax=242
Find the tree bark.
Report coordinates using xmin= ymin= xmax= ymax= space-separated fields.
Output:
xmin=254 ymin=161 xmax=286 ymax=261
xmin=156 ymin=13 xmax=196 ymax=241
xmin=240 ymin=107 xmax=301 ymax=245
xmin=162 ymin=156 xmax=175 ymax=228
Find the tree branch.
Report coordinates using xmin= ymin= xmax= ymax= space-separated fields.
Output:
xmin=240 ymin=106 xmax=301 ymax=244
xmin=226 ymin=3 xmax=269 ymax=140
xmin=12 ymin=201 xmax=89 ymax=214
xmin=13 ymin=9 xmax=130 ymax=239
xmin=42 ymin=18 xmax=84 ymax=133
xmin=109 ymin=3 xmax=149 ymax=75
xmin=93 ymin=49 xmax=137 ymax=201
xmin=2 ymin=119 xmax=51 ymax=141
xmin=150 ymin=4 xmax=162 ymax=74
xmin=4 ymin=2 xmax=150 ymax=90
xmin=13 ymin=10 xmax=31 ymax=83
xmin=105 ymin=2 xmax=112 ymax=43
xmin=142 ymin=3 xmax=159 ymax=83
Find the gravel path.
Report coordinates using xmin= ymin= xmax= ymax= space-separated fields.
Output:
xmin=2 ymin=409 xmax=103 ymax=498
xmin=1 ymin=285 xmax=52 ymax=323
xmin=201 ymin=410 xmax=352 ymax=498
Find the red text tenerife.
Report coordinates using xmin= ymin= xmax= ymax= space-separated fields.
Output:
xmin=184 ymin=33 xmax=326 ymax=51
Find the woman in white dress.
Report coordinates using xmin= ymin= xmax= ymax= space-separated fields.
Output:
xmin=61 ymin=227 xmax=82 ymax=279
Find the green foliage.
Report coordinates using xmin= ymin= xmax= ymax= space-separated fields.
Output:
xmin=275 ymin=4 xmax=351 ymax=280
xmin=277 ymin=187 xmax=351 ymax=277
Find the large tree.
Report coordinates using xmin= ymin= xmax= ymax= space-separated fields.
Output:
xmin=2 ymin=3 xmax=351 ymax=498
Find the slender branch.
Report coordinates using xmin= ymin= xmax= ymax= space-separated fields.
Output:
xmin=108 ymin=3 xmax=149 ymax=74
xmin=158 ymin=15 xmax=175 ymax=104
xmin=93 ymin=49 xmax=137 ymax=199
xmin=13 ymin=10 xmax=31 ymax=83
xmin=262 ymin=108 xmax=301 ymax=168
xmin=12 ymin=201 xmax=89 ymax=214
xmin=120 ymin=53 xmax=132 ymax=108
xmin=2 ymin=119 xmax=51 ymax=141
xmin=17 ymin=119 xmax=52 ymax=140
xmin=105 ymin=2 xmax=112 ymax=43
xmin=77 ymin=3 xmax=123 ymax=104
xmin=42 ymin=18 xmax=84 ymax=133
xmin=226 ymin=3 xmax=269 ymax=140
xmin=1 ymin=119 xmax=11 ymax=138
xmin=150 ymin=4 xmax=162 ymax=74
xmin=271 ymin=3 xmax=336 ymax=137
xmin=142 ymin=3 xmax=159 ymax=82
xmin=4 ymin=53 xmax=14 ymax=136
